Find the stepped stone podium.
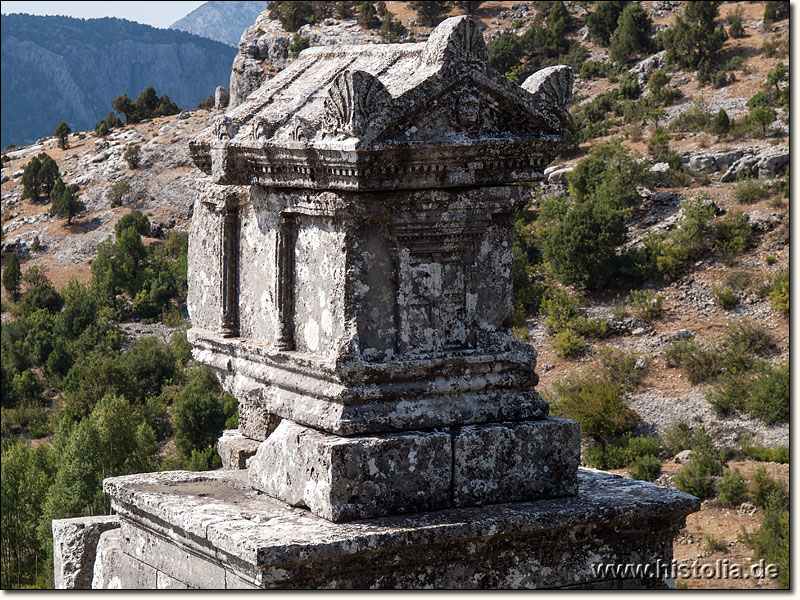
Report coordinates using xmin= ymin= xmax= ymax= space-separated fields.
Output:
xmin=72 ymin=16 xmax=698 ymax=589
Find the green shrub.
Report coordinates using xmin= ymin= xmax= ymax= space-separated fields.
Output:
xmin=196 ymin=93 xmax=215 ymax=110
xmin=765 ymin=256 xmax=776 ymax=265
xmin=767 ymin=270 xmax=788 ymax=316
xmin=627 ymin=289 xmax=664 ymax=320
xmin=725 ymin=270 xmax=750 ymax=290
xmin=741 ymin=496 xmax=789 ymax=588
xmin=742 ymin=445 xmax=789 ymax=464
xmin=554 ymin=329 xmax=585 ymax=358
xmin=123 ymin=145 xmax=141 ymax=169
xmin=745 ymin=364 xmax=789 ymax=424
xmin=540 ymin=286 xmax=582 ymax=333
xmin=487 ymin=34 xmax=525 ymax=75
xmin=710 ymin=284 xmax=738 ymax=309
xmin=583 ymin=433 xmax=660 ymax=470
xmin=548 ymin=375 xmax=639 ymax=442
xmin=709 ymin=108 xmax=731 ymax=135
xmin=594 ymin=346 xmax=646 ymax=391
xmin=707 ymin=374 xmax=747 ymax=417
xmin=661 ymin=422 xmax=714 ymax=457
xmin=629 ymin=454 xmax=661 ymax=482
xmin=748 ymin=467 xmax=786 ymax=508
xmin=664 ymin=339 xmax=722 ymax=384
xmin=718 ymin=468 xmax=747 ymax=507
xmin=749 ymin=105 xmax=776 ymax=136
xmin=735 ymin=178 xmax=770 ymax=204
xmin=712 ymin=209 xmax=752 ymax=261
xmin=586 ymin=0 xmax=628 ymax=46
xmin=703 ymin=532 xmax=728 ymax=553
xmin=543 ymin=200 xmax=626 ymax=290
xmin=726 ymin=319 xmax=773 ymax=357
xmin=289 ymin=33 xmax=310 ymax=58
xmin=109 ymin=180 xmax=132 ymax=208
xmin=763 ymin=1 xmax=790 ymax=26
xmin=674 ymin=449 xmax=722 ymax=499
xmin=186 ymin=446 xmax=222 ymax=471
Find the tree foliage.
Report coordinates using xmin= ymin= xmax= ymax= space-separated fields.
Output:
xmin=50 ymin=179 xmax=85 ymax=224
xmin=3 ymin=252 xmax=21 ymax=300
xmin=609 ymin=3 xmax=653 ymax=64
xmin=662 ymin=1 xmax=728 ymax=70
xmin=409 ymin=1 xmax=451 ymax=26
xmin=111 ymin=87 xmax=181 ymax=125
xmin=54 ymin=122 xmax=71 ymax=150
xmin=487 ymin=34 xmax=525 ymax=75
xmin=586 ymin=0 xmax=628 ymax=46
xmin=21 ymin=153 xmax=59 ymax=200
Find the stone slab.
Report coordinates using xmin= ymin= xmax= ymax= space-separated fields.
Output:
xmin=91 ymin=529 xmax=157 ymax=589
xmin=248 ymin=420 xmax=453 ymax=521
xmin=104 ymin=468 xmax=699 ymax=589
xmin=218 ymin=429 xmax=261 ymax=469
xmin=453 ymin=417 xmax=580 ymax=507
xmin=52 ymin=515 xmax=120 ymax=589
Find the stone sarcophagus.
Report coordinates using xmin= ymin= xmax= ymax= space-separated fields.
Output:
xmin=87 ymin=16 xmax=698 ymax=590
xmin=186 ymin=16 xmax=576 ymax=521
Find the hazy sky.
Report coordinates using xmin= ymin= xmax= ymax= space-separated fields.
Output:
xmin=1 ymin=1 xmax=207 ymax=29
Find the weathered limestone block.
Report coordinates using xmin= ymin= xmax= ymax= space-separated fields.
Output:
xmin=104 ymin=469 xmax=700 ymax=589
xmin=91 ymin=529 xmax=157 ymax=589
xmin=119 ymin=519 xmax=227 ymax=588
xmin=218 ymin=429 xmax=261 ymax=469
xmin=214 ymin=86 xmax=229 ymax=109
xmin=249 ymin=420 xmax=452 ymax=521
xmin=453 ymin=418 xmax=579 ymax=507
xmin=52 ymin=515 xmax=119 ymax=589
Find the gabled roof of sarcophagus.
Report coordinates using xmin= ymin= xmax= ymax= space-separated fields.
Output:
xmin=190 ymin=16 xmax=573 ymax=191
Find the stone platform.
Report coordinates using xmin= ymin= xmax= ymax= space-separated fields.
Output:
xmin=99 ymin=469 xmax=699 ymax=589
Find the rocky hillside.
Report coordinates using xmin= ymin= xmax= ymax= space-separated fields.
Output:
xmin=0 ymin=14 xmax=237 ymax=147
xmin=169 ymin=1 xmax=269 ymax=47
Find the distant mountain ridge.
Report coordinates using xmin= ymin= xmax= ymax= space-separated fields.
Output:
xmin=170 ymin=1 xmax=268 ymax=47
xmin=1 ymin=14 xmax=237 ymax=147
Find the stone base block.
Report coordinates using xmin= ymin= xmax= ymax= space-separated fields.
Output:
xmin=248 ymin=417 xmax=579 ymax=521
xmin=248 ymin=420 xmax=452 ymax=521
xmin=103 ymin=469 xmax=699 ymax=589
xmin=52 ymin=515 xmax=120 ymax=589
xmin=218 ymin=429 xmax=261 ymax=469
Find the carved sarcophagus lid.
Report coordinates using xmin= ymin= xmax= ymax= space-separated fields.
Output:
xmin=189 ymin=16 xmax=573 ymax=190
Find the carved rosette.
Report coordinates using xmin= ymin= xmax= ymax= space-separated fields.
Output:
xmin=322 ymin=70 xmax=391 ymax=138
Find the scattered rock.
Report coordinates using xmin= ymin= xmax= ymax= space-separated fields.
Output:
xmin=661 ymin=329 xmax=693 ymax=344
xmin=674 ymin=450 xmax=693 ymax=464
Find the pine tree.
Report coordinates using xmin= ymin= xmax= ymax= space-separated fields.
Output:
xmin=662 ymin=1 xmax=728 ymax=70
xmin=3 ymin=252 xmax=21 ymax=300
xmin=409 ymin=1 xmax=450 ymax=26
xmin=710 ymin=108 xmax=731 ymax=135
xmin=609 ymin=3 xmax=653 ymax=64
xmin=54 ymin=122 xmax=71 ymax=150
xmin=454 ymin=1 xmax=484 ymax=14
xmin=50 ymin=178 xmax=85 ymax=225
xmin=586 ymin=1 xmax=628 ymax=46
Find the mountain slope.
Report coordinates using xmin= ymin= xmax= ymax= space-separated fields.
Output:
xmin=0 ymin=14 xmax=237 ymax=147
xmin=170 ymin=1 xmax=268 ymax=46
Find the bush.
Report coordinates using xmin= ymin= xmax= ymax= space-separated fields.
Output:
xmin=594 ymin=346 xmax=646 ymax=391
xmin=627 ymin=289 xmax=663 ymax=320
xmin=123 ymin=145 xmax=141 ymax=169
xmin=707 ymin=374 xmax=747 ymax=417
xmin=741 ymin=496 xmax=789 ymax=588
xmin=109 ymin=180 xmax=132 ymax=207
xmin=661 ymin=422 xmax=714 ymax=457
xmin=718 ymin=468 xmax=747 ymax=507
xmin=290 ymin=33 xmax=310 ymax=58
xmin=674 ymin=449 xmax=722 ymax=499
xmin=173 ymin=369 xmax=227 ymax=459
xmin=745 ymin=364 xmax=789 ymax=424
xmin=712 ymin=210 xmax=751 ymax=261
xmin=54 ymin=122 xmax=71 ymax=150
xmin=726 ymin=319 xmax=773 ymax=357
xmin=763 ymin=1 xmax=790 ymax=26
xmin=378 ymin=14 xmax=406 ymax=42
xmin=487 ymin=34 xmax=524 ymax=75
xmin=196 ymin=94 xmax=215 ymax=110
xmin=553 ymin=328 xmax=584 ymax=358
xmin=664 ymin=339 xmax=721 ymax=384
xmin=767 ymin=270 xmax=788 ymax=316
xmin=548 ymin=374 xmax=639 ymax=442
xmin=742 ymin=445 xmax=789 ymax=464
xmin=268 ymin=1 xmax=314 ymax=31
xmin=710 ymin=108 xmax=731 ymax=134
xmin=748 ymin=467 xmax=786 ymax=508
xmin=710 ymin=284 xmax=738 ymax=309
xmin=583 ymin=433 xmax=660 ymax=470
xmin=629 ymin=454 xmax=661 ymax=481
xmin=728 ymin=18 xmax=744 ymax=38
xmin=735 ymin=177 xmax=770 ymax=204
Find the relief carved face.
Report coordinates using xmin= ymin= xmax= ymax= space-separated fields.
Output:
xmin=455 ymin=93 xmax=480 ymax=130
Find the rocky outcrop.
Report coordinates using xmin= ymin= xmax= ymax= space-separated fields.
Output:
xmin=1 ymin=14 xmax=236 ymax=147
xmin=628 ymin=50 xmax=666 ymax=87
xmin=169 ymin=1 xmax=267 ymax=47
xmin=229 ymin=14 xmax=374 ymax=107
xmin=680 ymin=147 xmax=789 ymax=181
